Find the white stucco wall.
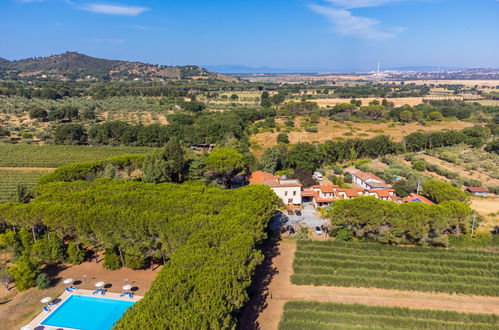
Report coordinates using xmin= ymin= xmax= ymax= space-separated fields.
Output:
xmin=271 ymin=186 xmax=302 ymax=205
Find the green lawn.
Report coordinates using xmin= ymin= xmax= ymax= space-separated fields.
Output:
xmin=279 ymin=301 xmax=499 ymax=329
xmin=292 ymin=240 xmax=499 ymax=296
xmin=0 ymin=143 xmax=156 ymax=168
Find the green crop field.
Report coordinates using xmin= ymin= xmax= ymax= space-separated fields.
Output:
xmin=0 ymin=169 xmax=51 ymax=203
xmin=292 ymin=241 xmax=499 ymax=296
xmin=0 ymin=143 xmax=156 ymax=168
xmin=279 ymin=301 xmax=499 ymax=329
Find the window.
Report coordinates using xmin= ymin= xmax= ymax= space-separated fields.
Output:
xmin=293 ymin=191 xmax=296 ymax=196
xmin=285 ymin=191 xmax=288 ymax=196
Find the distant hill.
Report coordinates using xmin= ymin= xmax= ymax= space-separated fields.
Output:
xmin=0 ymin=52 xmax=236 ymax=82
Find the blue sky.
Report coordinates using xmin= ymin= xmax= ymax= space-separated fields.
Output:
xmin=1 ymin=0 xmax=498 ymax=72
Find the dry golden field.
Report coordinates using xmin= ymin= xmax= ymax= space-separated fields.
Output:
xmin=250 ymin=118 xmax=475 ymax=156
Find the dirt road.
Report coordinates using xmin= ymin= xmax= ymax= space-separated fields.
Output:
xmin=241 ymin=239 xmax=499 ymax=330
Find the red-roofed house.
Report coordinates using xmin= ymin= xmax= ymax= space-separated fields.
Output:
xmin=249 ymin=171 xmax=302 ymax=205
xmin=400 ymin=193 xmax=434 ymax=205
xmin=465 ymin=187 xmax=489 ymax=197
xmin=336 ymin=188 xmax=364 ymax=199
xmin=311 ymin=185 xmax=340 ymax=207
xmin=367 ymin=189 xmax=397 ymax=201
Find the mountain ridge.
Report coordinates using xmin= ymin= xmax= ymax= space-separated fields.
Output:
xmin=0 ymin=51 xmax=236 ymax=82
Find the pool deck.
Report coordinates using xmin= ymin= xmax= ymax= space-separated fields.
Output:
xmin=23 ymin=289 xmax=142 ymax=330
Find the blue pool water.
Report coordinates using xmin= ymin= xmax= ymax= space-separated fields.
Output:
xmin=41 ymin=295 xmax=135 ymax=330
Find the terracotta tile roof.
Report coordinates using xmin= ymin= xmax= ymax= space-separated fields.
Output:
xmin=337 ymin=189 xmax=361 ymax=197
xmin=371 ymin=189 xmax=395 ymax=198
xmin=249 ymin=171 xmax=277 ymax=183
xmin=402 ymin=193 xmax=434 ymax=205
xmin=466 ymin=187 xmax=489 ymax=193
xmin=249 ymin=171 xmax=302 ymax=188
xmin=301 ymin=189 xmax=315 ymax=197
xmin=315 ymin=196 xmax=339 ymax=203
xmin=319 ymin=185 xmax=339 ymax=193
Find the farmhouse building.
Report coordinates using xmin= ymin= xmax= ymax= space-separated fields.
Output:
xmin=465 ymin=187 xmax=489 ymax=197
xmin=348 ymin=170 xmax=392 ymax=190
xmin=249 ymin=171 xmax=302 ymax=205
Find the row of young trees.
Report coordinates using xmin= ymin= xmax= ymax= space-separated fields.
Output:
xmin=53 ymin=107 xmax=275 ymax=146
xmin=329 ymin=196 xmax=472 ymax=246
xmin=0 ymin=180 xmax=281 ymax=328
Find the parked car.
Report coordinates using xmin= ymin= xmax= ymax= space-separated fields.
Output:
xmin=295 ymin=210 xmax=302 ymax=216
xmin=289 ymin=226 xmax=295 ymax=234
xmin=313 ymin=171 xmax=323 ymax=181
xmin=315 ymin=226 xmax=323 ymax=235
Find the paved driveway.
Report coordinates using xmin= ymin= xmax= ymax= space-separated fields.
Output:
xmin=283 ymin=203 xmax=326 ymax=228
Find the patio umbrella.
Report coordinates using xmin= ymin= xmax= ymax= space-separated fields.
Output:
xmin=122 ymin=284 xmax=132 ymax=291
xmin=95 ymin=281 xmax=105 ymax=288
xmin=63 ymin=278 xmax=74 ymax=284
xmin=40 ymin=297 xmax=52 ymax=304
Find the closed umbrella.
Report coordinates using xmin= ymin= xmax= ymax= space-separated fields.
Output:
xmin=63 ymin=278 xmax=74 ymax=284
xmin=122 ymin=284 xmax=132 ymax=291
xmin=95 ymin=281 xmax=105 ymax=288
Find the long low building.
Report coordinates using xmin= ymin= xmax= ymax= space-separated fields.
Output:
xmin=249 ymin=171 xmax=434 ymax=208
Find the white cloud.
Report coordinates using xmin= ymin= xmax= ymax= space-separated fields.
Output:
xmin=310 ymin=1 xmax=407 ymax=40
xmin=324 ymin=0 xmax=406 ymax=9
xmin=80 ymin=3 xmax=149 ymax=16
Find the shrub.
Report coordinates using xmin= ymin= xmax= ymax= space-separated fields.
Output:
xmin=36 ymin=272 xmax=50 ymax=290
xmin=344 ymin=173 xmax=352 ymax=183
xmin=304 ymin=126 xmax=318 ymax=133
xmin=103 ymin=249 xmax=122 ymax=270
xmin=277 ymin=133 xmax=289 ymax=144
xmin=412 ymin=159 xmax=427 ymax=172
xmin=67 ymin=242 xmax=85 ymax=265
xmin=331 ymin=227 xmax=353 ymax=241
xmin=124 ymin=254 xmax=146 ymax=270
xmin=8 ymin=256 xmax=40 ymax=291
xmin=487 ymin=186 xmax=499 ymax=195
xmin=332 ymin=165 xmax=343 ymax=175
xmin=429 ymin=111 xmax=443 ymax=121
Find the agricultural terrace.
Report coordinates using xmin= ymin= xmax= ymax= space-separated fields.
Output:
xmin=292 ymin=241 xmax=499 ymax=296
xmin=279 ymin=301 xmax=499 ymax=330
xmin=0 ymin=143 xmax=155 ymax=168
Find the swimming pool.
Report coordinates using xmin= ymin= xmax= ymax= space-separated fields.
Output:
xmin=41 ymin=295 xmax=135 ymax=330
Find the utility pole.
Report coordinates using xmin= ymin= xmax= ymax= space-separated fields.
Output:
xmin=471 ymin=213 xmax=476 ymax=237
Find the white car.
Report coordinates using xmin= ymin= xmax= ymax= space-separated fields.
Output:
xmin=313 ymin=172 xmax=323 ymax=181
xmin=314 ymin=226 xmax=323 ymax=235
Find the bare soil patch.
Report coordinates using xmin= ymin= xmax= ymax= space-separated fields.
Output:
xmin=244 ymin=239 xmax=499 ymax=330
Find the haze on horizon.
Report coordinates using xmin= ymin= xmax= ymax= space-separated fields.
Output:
xmin=1 ymin=0 xmax=498 ymax=72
